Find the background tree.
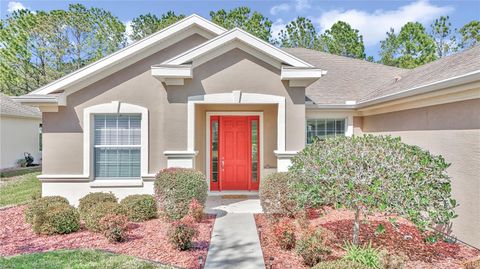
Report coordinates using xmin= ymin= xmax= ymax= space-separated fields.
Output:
xmin=130 ymin=12 xmax=185 ymax=41
xmin=289 ymin=135 xmax=457 ymax=246
xmin=278 ymin=17 xmax=318 ymax=49
xmin=430 ymin=16 xmax=457 ymax=57
xmin=318 ymin=21 xmax=366 ymax=59
xmin=379 ymin=28 xmax=398 ymax=66
xmin=458 ymin=20 xmax=480 ymax=49
xmin=0 ymin=4 xmax=125 ymax=96
xmin=210 ymin=7 xmax=272 ymax=41
xmin=379 ymin=22 xmax=437 ymax=68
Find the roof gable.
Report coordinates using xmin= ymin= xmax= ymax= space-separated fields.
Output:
xmin=153 ymin=28 xmax=325 ymax=87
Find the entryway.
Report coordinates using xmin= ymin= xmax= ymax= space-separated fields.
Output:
xmin=209 ymin=115 xmax=260 ymax=192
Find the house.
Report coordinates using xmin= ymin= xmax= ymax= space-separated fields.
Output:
xmin=1 ymin=93 xmax=42 ymax=169
xmin=14 ymin=15 xmax=480 ymax=247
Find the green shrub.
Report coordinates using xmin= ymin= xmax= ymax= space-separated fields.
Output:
xmin=259 ymin=172 xmax=298 ymax=217
xmin=78 ymin=192 xmax=117 ymax=217
xmin=289 ymin=135 xmax=456 ymax=245
xmin=312 ymin=260 xmax=370 ymax=269
xmin=154 ymin=168 xmax=208 ymax=220
xmin=100 ymin=214 xmax=129 ymax=243
xmin=343 ymin=241 xmax=382 ymax=268
xmin=167 ymin=217 xmax=198 ymax=251
xmin=120 ymin=195 xmax=157 ymax=222
xmin=25 ymin=196 xmax=69 ymax=224
xmin=83 ymin=202 xmax=123 ymax=232
xmin=32 ymin=204 xmax=80 ymax=235
xmin=295 ymin=227 xmax=331 ymax=266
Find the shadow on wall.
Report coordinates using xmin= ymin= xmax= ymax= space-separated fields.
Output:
xmin=362 ymin=99 xmax=480 ymax=132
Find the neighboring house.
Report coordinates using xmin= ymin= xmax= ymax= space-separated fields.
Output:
xmin=1 ymin=93 xmax=42 ymax=169
xmin=14 ymin=15 xmax=480 ymax=247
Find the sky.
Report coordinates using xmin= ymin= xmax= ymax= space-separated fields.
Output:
xmin=1 ymin=0 xmax=479 ymax=58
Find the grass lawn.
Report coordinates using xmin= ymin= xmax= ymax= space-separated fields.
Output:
xmin=0 ymin=249 xmax=173 ymax=269
xmin=0 ymin=168 xmax=41 ymax=207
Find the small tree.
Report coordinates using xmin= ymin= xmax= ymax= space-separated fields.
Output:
xmin=289 ymin=135 xmax=457 ymax=245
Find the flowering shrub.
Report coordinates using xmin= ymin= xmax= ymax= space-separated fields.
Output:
xmin=100 ymin=214 xmax=129 ymax=243
xmin=120 ymin=194 xmax=157 ymax=222
xmin=154 ymin=168 xmax=208 ymax=220
xmin=273 ymin=218 xmax=296 ymax=250
xmin=167 ymin=217 xmax=198 ymax=251
xmin=295 ymin=227 xmax=331 ymax=266
xmin=187 ymin=199 xmax=204 ymax=223
xmin=289 ymin=135 xmax=456 ymax=245
xmin=259 ymin=172 xmax=298 ymax=217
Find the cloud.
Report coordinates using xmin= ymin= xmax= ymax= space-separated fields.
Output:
xmin=7 ymin=1 xmax=28 ymax=13
xmin=269 ymin=0 xmax=310 ymax=15
xmin=315 ymin=0 xmax=453 ymax=46
xmin=270 ymin=3 xmax=290 ymax=15
xmin=295 ymin=0 xmax=311 ymax=12
xmin=124 ymin=20 xmax=133 ymax=44
xmin=271 ymin=19 xmax=286 ymax=39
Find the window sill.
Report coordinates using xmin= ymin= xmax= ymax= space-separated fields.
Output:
xmin=90 ymin=179 xmax=143 ymax=187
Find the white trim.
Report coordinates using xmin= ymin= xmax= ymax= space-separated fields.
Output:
xmin=163 ymin=28 xmax=314 ymax=68
xmin=186 ymin=91 xmax=286 ymax=153
xmin=274 ymin=150 xmax=298 ymax=172
xmin=205 ymin=111 xmax=264 ymax=191
xmin=83 ymin=101 xmax=149 ymax=181
xmin=90 ymin=179 xmax=144 ymax=187
xmin=26 ymin=14 xmax=226 ymax=96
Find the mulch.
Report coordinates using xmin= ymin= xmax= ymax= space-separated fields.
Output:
xmin=255 ymin=207 xmax=480 ymax=269
xmin=0 ymin=206 xmax=215 ymax=269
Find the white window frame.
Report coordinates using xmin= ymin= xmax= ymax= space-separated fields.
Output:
xmin=83 ymin=101 xmax=149 ymax=182
xmin=306 ymin=118 xmax=348 ymax=144
xmin=305 ymin=111 xmax=354 ymax=144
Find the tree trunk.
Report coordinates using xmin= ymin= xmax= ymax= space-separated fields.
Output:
xmin=353 ymin=207 xmax=361 ymax=245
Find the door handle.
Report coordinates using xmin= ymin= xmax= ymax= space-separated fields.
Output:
xmin=221 ymin=158 xmax=224 ymax=170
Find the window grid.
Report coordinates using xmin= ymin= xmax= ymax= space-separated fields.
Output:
xmin=94 ymin=115 xmax=141 ymax=179
xmin=306 ymin=118 xmax=346 ymax=144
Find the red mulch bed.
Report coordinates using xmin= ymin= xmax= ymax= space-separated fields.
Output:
xmin=0 ymin=206 xmax=215 ymax=269
xmin=255 ymin=207 xmax=480 ymax=269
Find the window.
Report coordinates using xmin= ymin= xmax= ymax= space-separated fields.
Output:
xmin=94 ymin=114 xmax=141 ymax=179
xmin=306 ymin=119 xmax=346 ymax=144
xmin=251 ymin=119 xmax=259 ymax=183
xmin=211 ymin=118 xmax=219 ymax=183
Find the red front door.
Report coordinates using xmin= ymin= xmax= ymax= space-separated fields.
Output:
xmin=210 ymin=115 xmax=260 ymax=191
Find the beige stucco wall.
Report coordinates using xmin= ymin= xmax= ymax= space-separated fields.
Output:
xmin=42 ymin=41 xmax=305 ymax=176
xmin=359 ymin=98 xmax=480 ymax=248
xmin=0 ymin=116 xmax=42 ymax=169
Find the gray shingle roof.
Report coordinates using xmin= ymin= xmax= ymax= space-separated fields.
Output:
xmin=284 ymin=46 xmax=480 ymax=105
xmin=0 ymin=93 xmax=41 ymax=118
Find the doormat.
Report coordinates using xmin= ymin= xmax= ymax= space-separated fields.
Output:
xmin=221 ymin=195 xmax=248 ymax=199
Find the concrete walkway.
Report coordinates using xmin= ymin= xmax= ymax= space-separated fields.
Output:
xmin=204 ymin=195 xmax=265 ymax=269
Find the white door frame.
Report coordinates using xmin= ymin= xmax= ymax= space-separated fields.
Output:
xmin=206 ymin=111 xmax=264 ymax=191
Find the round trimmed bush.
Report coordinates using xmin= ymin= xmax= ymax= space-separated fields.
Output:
xmin=168 ymin=219 xmax=198 ymax=251
xmin=312 ymin=260 xmax=369 ymax=269
xmin=120 ymin=194 xmax=157 ymax=222
xmin=25 ymin=196 xmax=70 ymax=224
xmin=32 ymin=203 xmax=80 ymax=235
xmin=259 ymin=172 xmax=298 ymax=217
xmin=154 ymin=168 xmax=208 ymax=220
xmin=79 ymin=192 xmax=118 ymax=217
xmin=83 ymin=202 xmax=124 ymax=232
xmin=296 ymin=228 xmax=331 ymax=266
